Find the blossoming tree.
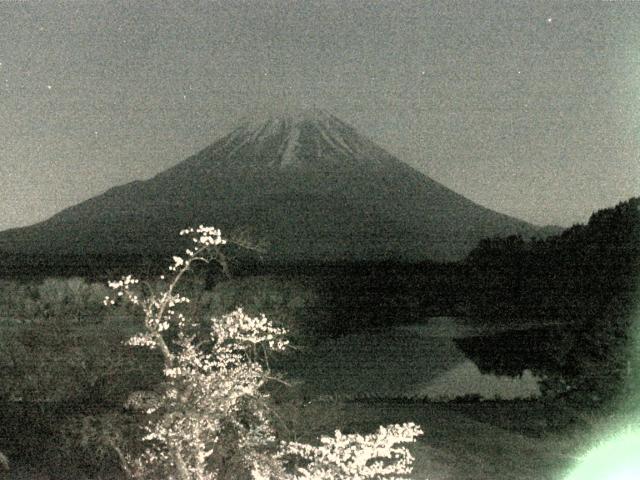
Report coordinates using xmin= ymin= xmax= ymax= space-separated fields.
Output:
xmin=105 ymin=226 xmax=423 ymax=479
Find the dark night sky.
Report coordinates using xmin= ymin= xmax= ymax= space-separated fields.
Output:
xmin=1 ymin=0 xmax=638 ymax=231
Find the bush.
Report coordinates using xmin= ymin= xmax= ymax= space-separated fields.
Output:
xmin=0 ymin=277 xmax=128 ymax=322
xmin=190 ymin=275 xmax=330 ymax=344
xmin=0 ymin=314 xmax=160 ymax=404
xmin=102 ymin=226 xmax=423 ymax=480
xmin=0 ymin=276 xmax=157 ymax=404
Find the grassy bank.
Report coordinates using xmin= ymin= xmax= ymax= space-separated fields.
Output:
xmin=0 ymin=267 xmax=636 ymax=478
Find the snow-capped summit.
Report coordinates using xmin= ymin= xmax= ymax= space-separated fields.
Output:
xmin=0 ymin=108 xmax=554 ymax=264
xmin=199 ymin=106 xmax=395 ymax=170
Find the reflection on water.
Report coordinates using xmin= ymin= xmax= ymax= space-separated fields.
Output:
xmin=397 ymin=316 xmax=483 ymax=338
xmin=416 ymin=360 xmax=540 ymax=400
xmin=283 ymin=317 xmax=542 ymax=400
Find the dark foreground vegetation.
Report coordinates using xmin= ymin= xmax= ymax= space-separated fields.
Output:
xmin=459 ymin=197 xmax=640 ymax=405
xmin=0 ymin=197 xmax=638 ymax=478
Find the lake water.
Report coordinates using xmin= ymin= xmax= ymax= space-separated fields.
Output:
xmin=283 ymin=317 xmax=541 ymax=401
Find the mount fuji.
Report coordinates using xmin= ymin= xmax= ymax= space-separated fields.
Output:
xmin=0 ymin=108 xmax=555 ymax=264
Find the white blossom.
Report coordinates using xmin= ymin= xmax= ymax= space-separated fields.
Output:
xmin=283 ymin=423 xmax=423 ymax=479
xmin=125 ymin=333 xmax=157 ymax=349
xmin=105 ymin=226 xmax=422 ymax=480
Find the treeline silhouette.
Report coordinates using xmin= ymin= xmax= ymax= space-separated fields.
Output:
xmin=458 ymin=197 xmax=640 ymax=402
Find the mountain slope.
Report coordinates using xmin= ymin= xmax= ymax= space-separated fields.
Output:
xmin=0 ymin=108 xmax=555 ymax=263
